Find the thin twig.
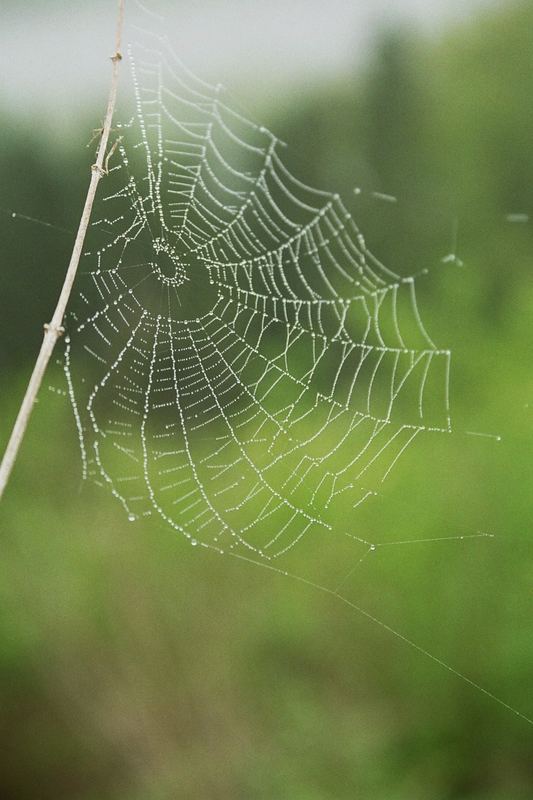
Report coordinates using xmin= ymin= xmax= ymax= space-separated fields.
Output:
xmin=0 ymin=0 xmax=126 ymax=500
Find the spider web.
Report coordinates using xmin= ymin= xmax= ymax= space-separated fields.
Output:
xmin=58 ymin=4 xmax=533 ymax=726
xmin=64 ymin=8 xmax=453 ymax=570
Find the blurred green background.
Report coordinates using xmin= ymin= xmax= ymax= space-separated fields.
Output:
xmin=1 ymin=1 xmax=533 ymax=798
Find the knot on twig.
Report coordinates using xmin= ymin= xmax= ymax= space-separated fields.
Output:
xmin=111 ymin=51 xmax=123 ymax=63
xmin=91 ymin=163 xmax=106 ymax=178
xmin=44 ymin=323 xmax=65 ymax=338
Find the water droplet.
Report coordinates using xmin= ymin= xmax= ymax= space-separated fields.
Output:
xmin=191 ymin=538 xmax=198 ymax=547
xmin=128 ymin=513 xmax=136 ymax=522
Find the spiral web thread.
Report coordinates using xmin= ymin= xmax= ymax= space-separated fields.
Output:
xmin=64 ymin=12 xmax=455 ymax=573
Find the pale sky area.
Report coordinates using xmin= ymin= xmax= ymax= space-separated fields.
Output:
xmin=1 ymin=0 xmax=504 ymax=126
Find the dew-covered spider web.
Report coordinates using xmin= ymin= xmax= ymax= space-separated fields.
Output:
xmin=61 ymin=2 xmax=532 ymax=724
xmin=66 ymin=10 xmax=452 ymax=555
